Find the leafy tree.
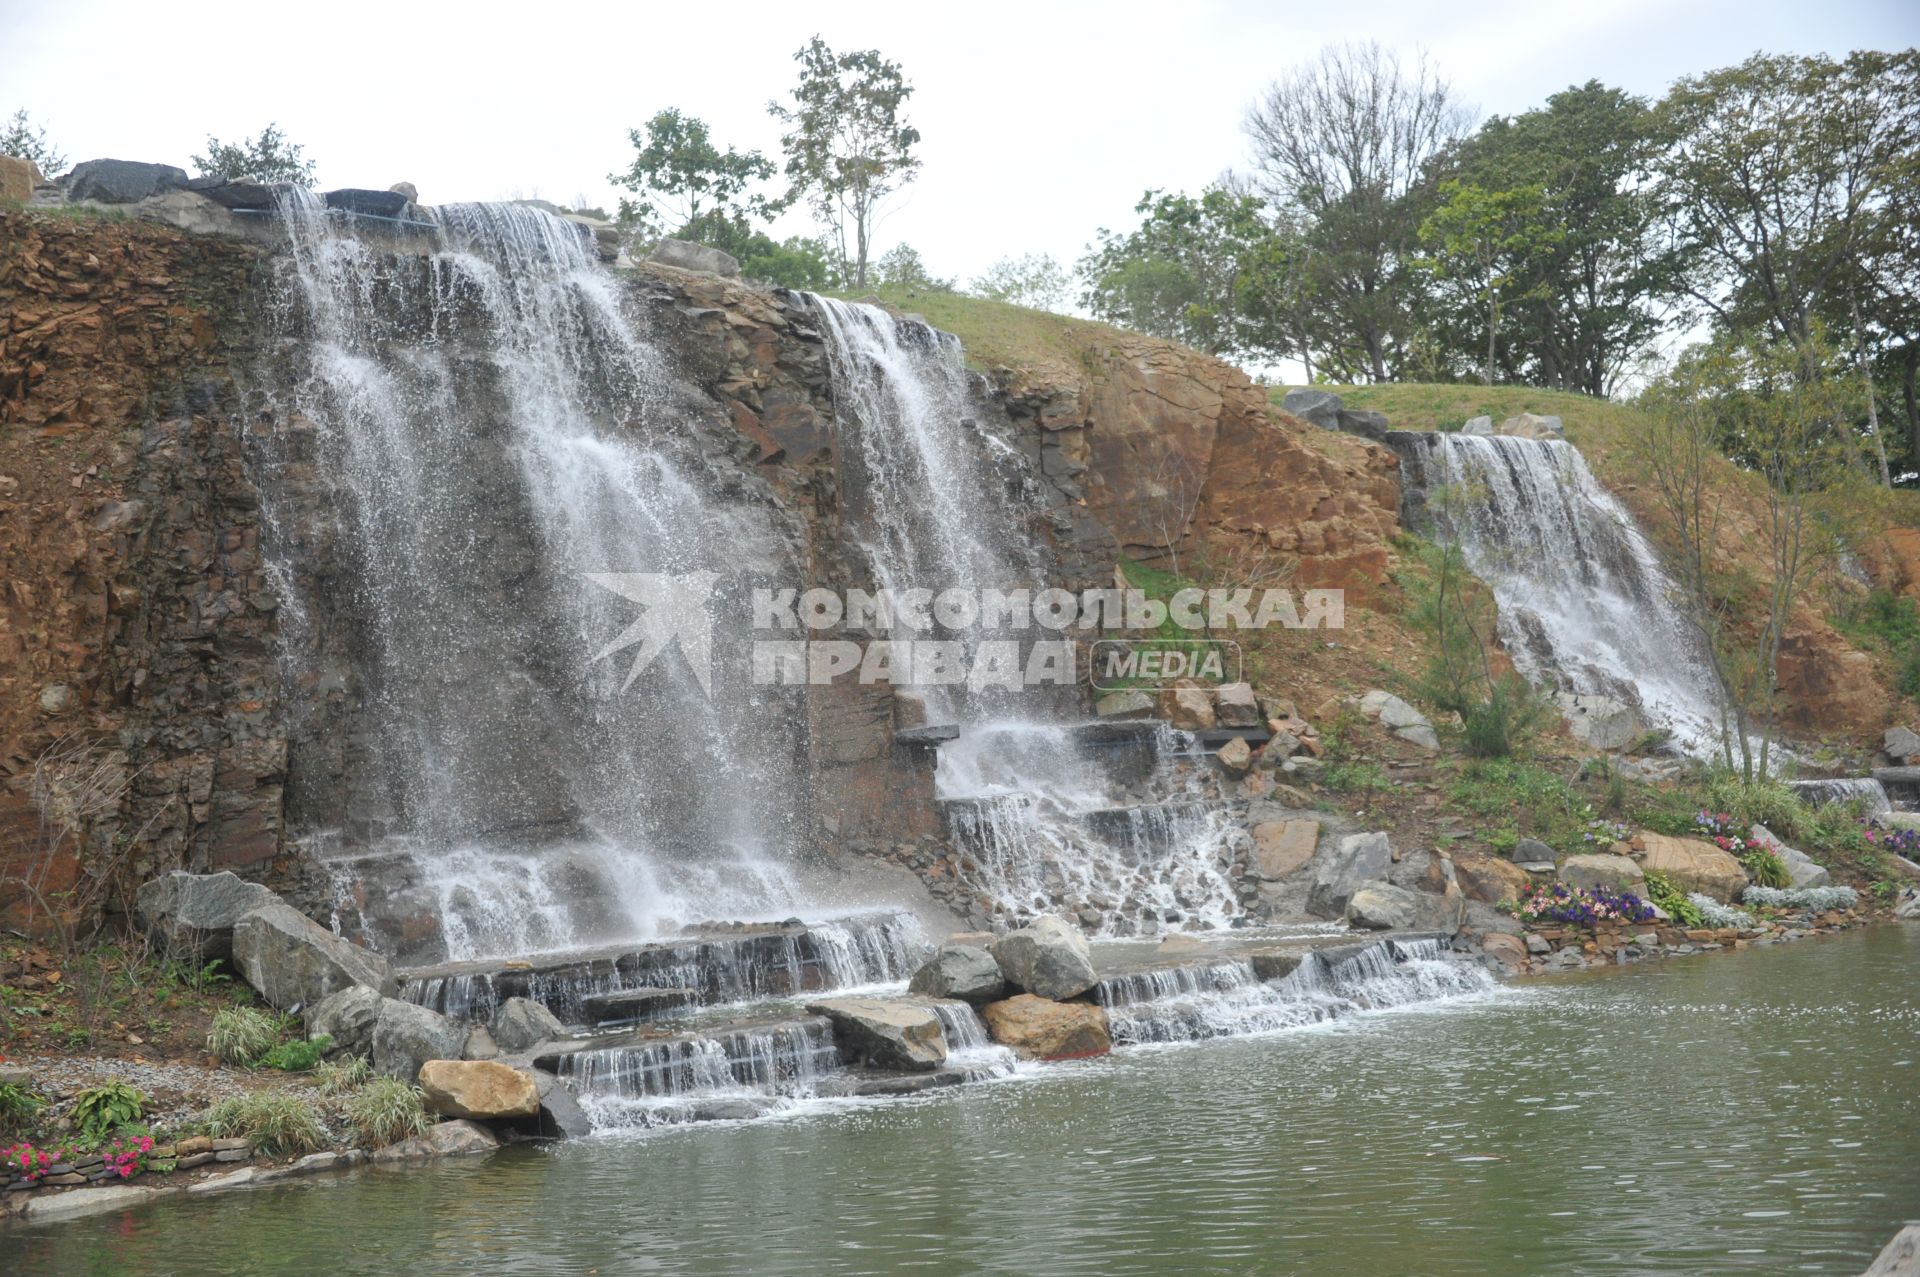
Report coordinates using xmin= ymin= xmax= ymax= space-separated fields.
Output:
xmin=1441 ymin=82 xmax=1682 ymax=396
xmin=609 ymin=108 xmax=782 ymax=243
xmin=1078 ymin=187 xmax=1297 ymax=364
xmin=191 ymin=123 xmax=316 ymax=185
xmin=1418 ymin=181 xmax=1563 ymax=384
xmin=768 ymin=36 xmax=921 ymax=289
xmin=1244 ymin=42 xmax=1472 ymax=380
xmin=695 ymin=214 xmax=842 ymax=290
xmin=871 ymin=242 xmax=952 ymax=293
xmin=971 ymin=253 xmax=1071 ymax=312
xmin=1 ymin=109 xmax=65 ymax=174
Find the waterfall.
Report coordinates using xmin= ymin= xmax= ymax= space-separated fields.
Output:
xmin=257 ymin=192 xmax=814 ymax=959
xmin=1789 ymin=778 xmax=1891 ymax=813
xmin=1099 ymin=939 xmax=1496 ymax=1046
xmin=1394 ymin=432 xmax=1725 ymax=753
xmin=563 ymin=1018 xmax=842 ymax=1128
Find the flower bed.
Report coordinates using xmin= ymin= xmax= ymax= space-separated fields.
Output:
xmin=1515 ymin=883 xmax=1656 ymax=926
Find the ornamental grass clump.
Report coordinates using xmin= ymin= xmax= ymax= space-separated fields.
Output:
xmin=315 ymin=1055 xmax=372 ymax=1096
xmin=1518 ymin=883 xmax=1656 ymax=926
xmin=344 ymin=1077 xmax=430 ymax=1149
xmin=204 ymin=1091 xmax=326 ymax=1157
xmin=1742 ymin=884 xmax=1859 ymax=912
xmin=208 ymin=1007 xmax=283 ymax=1066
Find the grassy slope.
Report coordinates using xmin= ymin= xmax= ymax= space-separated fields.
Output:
xmin=839 ymin=287 xmax=1128 ymax=375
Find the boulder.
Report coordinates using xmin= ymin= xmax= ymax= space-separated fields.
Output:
xmin=1358 ymin=689 xmax=1438 ymax=750
xmin=990 ymin=916 xmax=1097 ymax=1000
xmin=1555 ymin=692 xmax=1641 ymax=750
xmin=417 ymin=1060 xmax=541 ymax=1119
xmin=64 ymin=158 xmax=189 ymax=204
xmin=1249 ymin=820 xmax=1318 ymax=881
xmin=1498 ymin=412 xmax=1565 ymax=440
xmin=1346 ymin=882 xmax=1466 ymax=932
xmin=198 ymin=178 xmax=277 ymax=210
xmin=1163 ymin=685 xmax=1215 ymax=730
xmin=1481 ymin=932 xmax=1527 ymax=968
xmin=1888 ymin=726 xmax=1920 ymax=761
xmin=305 ymin=984 xmax=383 ymax=1056
xmin=1281 ymin=388 xmax=1343 ymax=431
xmin=462 ymin=1025 xmax=500 ymax=1061
xmin=805 ymin=997 xmax=947 ymax=1071
xmin=1215 ymin=682 xmax=1261 ymax=727
xmin=1305 ymin=832 xmax=1393 ymax=919
xmin=135 ymin=871 xmax=279 ymax=961
xmin=979 ymin=995 xmax=1111 ymax=1061
xmin=648 ymin=237 xmax=741 ymax=277
xmin=323 ymin=188 xmax=410 ymax=218
xmin=1335 ymin=409 xmax=1390 ymax=441
xmin=0 ymin=154 xmax=40 ymax=203
xmin=907 ymin=944 xmax=1005 ymax=1005
xmin=1628 ymin=832 xmax=1746 ymax=901
xmin=231 ymin=900 xmax=396 ymax=1010
xmin=529 ymin=1068 xmax=594 ymax=1139
xmin=372 ymin=998 xmax=467 ymax=1083
xmin=490 ymin=996 xmax=567 ymax=1053
xmin=1748 ymin=825 xmax=1831 ymax=889
xmin=388 ymin=181 xmax=419 ymax=202
xmin=1559 ymin=853 xmax=1646 ymax=894
xmin=1450 ymin=851 xmax=1533 ymax=905
xmin=130 ymin=189 xmax=248 ymax=238
xmin=1094 ymin=689 xmax=1155 ymax=719
xmin=1863 ymin=1223 xmax=1920 ymax=1276
xmin=1215 ymin=737 xmax=1252 ymax=777
xmin=1461 ymin=415 xmax=1494 ymax=435
xmin=1511 ymin=837 xmax=1557 ymax=865
xmin=373 ymin=1119 xmax=500 ymax=1161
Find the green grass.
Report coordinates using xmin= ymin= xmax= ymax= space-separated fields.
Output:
xmin=204 ymin=1091 xmax=326 ymax=1157
xmin=838 ymin=286 xmax=1128 ymax=377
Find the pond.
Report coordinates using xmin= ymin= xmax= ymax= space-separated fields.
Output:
xmin=12 ymin=927 xmax=1919 ymax=1275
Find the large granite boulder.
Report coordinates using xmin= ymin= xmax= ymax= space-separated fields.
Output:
xmin=1281 ymin=388 xmax=1343 ymax=431
xmin=372 ymin=998 xmax=467 ymax=1082
xmin=806 ymin=997 xmax=948 ymax=1071
xmin=1346 ymin=882 xmax=1466 ymax=932
xmin=134 ymin=871 xmax=278 ymax=961
xmin=1306 ymin=832 xmax=1393 ymax=919
xmin=1215 ymin=682 xmax=1261 ymax=727
xmin=1555 ymin=692 xmax=1641 ymax=750
xmin=372 ymin=1118 xmax=500 ymax=1161
xmin=990 ymin=916 xmax=1096 ymax=1000
xmin=1499 ymin=412 xmax=1565 ymax=440
xmin=1358 ymin=690 xmax=1438 ymax=750
xmin=1629 ymin=832 xmax=1746 ymax=901
xmin=490 ymin=996 xmax=567 ymax=1053
xmin=1448 ymin=851 xmax=1533 ymax=905
xmin=64 ymin=158 xmax=188 ymax=204
xmin=231 ymin=901 xmax=395 ymax=1010
xmin=1559 ymin=853 xmax=1647 ymax=895
xmin=980 ymin=995 xmax=1111 ymax=1061
xmin=529 ymin=1068 xmax=594 ymax=1139
xmin=648 ymin=237 xmax=740 ymax=277
xmin=305 ymin=984 xmax=384 ymax=1056
xmin=1749 ymin=825 xmax=1832 ymax=889
xmin=1335 ymin=409 xmax=1390 ymax=441
xmin=1249 ymin=820 xmax=1317 ymax=881
xmin=907 ymin=944 xmax=1005 ymax=1005
xmin=417 ymin=1060 xmax=541 ymax=1119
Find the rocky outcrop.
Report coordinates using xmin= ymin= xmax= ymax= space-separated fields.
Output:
xmin=1249 ymin=820 xmax=1317 ymax=881
xmin=1559 ymin=853 xmax=1647 ymax=894
xmin=230 ymin=900 xmax=395 ymax=1010
xmin=648 ymin=238 xmax=740 ymax=277
xmin=490 ymin=996 xmax=567 ymax=1053
xmin=417 ymin=1060 xmax=542 ymax=1119
xmin=980 ymin=995 xmax=1111 ymax=1061
xmin=1628 ymin=832 xmax=1746 ymax=902
xmin=1306 ymin=832 xmax=1392 ymax=919
xmin=63 ymin=159 xmax=190 ymax=205
xmin=1447 ymin=851 xmax=1533 ymax=905
xmin=806 ymin=997 xmax=948 ymax=1071
xmin=907 ymin=944 xmax=1004 ymax=1005
xmin=306 ymin=984 xmax=383 ymax=1056
xmin=990 ymin=917 xmax=1097 ymax=1000
xmin=371 ymin=997 xmax=466 ymax=1082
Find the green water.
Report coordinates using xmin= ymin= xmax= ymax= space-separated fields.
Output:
xmin=11 ymin=928 xmax=1920 ymax=1276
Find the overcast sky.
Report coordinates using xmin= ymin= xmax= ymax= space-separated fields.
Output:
xmin=6 ymin=0 xmax=1917 ymax=289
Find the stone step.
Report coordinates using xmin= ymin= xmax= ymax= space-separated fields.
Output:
xmin=578 ymin=987 xmax=699 ymax=1028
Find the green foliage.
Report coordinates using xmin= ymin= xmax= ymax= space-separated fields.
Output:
xmin=1 ymin=108 xmax=66 ymax=174
xmin=257 ymin=1035 xmax=331 ymax=1073
xmin=870 ymin=242 xmax=953 ymax=294
xmin=1742 ymin=847 xmax=1793 ymax=889
xmin=1418 ymin=180 xmax=1564 ymax=385
xmin=70 ymin=1081 xmax=147 ymax=1145
xmin=610 ymin=108 xmax=782 ymax=243
xmin=1322 ymin=762 xmax=1387 ymax=797
xmin=344 ymin=1077 xmax=431 ymax=1149
xmin=0 ymin=1082 xmax=45 ymax=1135
xmin=205 ymin=1091 xmax=326 ymax=1157
xmin=1701 ymin=773 xmax=1811 ymax=840
xmin=162 ymin=957 xmax=231 ymax=995
xmin=1643 ymin=869 xmax=1705 ymax=926
xmin=1397 ymin=535 xmax=1545 ymax=757
xmin=1835 ymin=590 xmax=1920 ymax=699
xmin=208 ymin=1006 xmax=283 ymax=1066
xmin=191 ymin=123 xmax=315 ymax=184
xmin=315 ymin=1055 xmax=373 ymax=1096
xmin=768 ymin=35 xmax=921 ymax=288
xmin=970 ymin=253 xmax=1071 ymax=313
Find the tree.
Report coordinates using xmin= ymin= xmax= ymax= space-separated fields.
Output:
xmin=1078 ymin=187 xmax=1297 ymax=364
xmin=1244 ymin=42 xmax=1472 ymax=380
xmin=1419 ymin=181 xmax=1563 ymax=385
xmin=768 ymin=36 xmax=921 ymax=289
xmin=191 ymin=123 xmax=316 ymax=185
xmin=870 ymin=242 xmax=952 ymax=293
xmin=608 ymin=108 xmax=782 ymax=244
xmin=694 ymin=217 xmax=842 ymax=290
xmin=970 ymin=253 xmax=1070 ymax=312
xmin=1 ymin=109 xmax=65 ymax=174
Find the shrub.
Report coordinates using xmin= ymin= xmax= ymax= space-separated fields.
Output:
xmin=70 ymin=1081 xmax=146 ymax=1145
xmin=315 ymin=1056 xmax=372 ymax=1096
xmin=204 ymin=1091 xmax=326 ymax=1157
xmin=1700 ymin=777 xmax=1809 ymax=839
xmin=208 ymin=1007 xmax=283 ymax=1066
xmin=0 ymin=1082 xmax=44 ymax=1135
xmin=1643 ymin=870 xmax=1704 ymax=927
xmin=1742 ymin=884 xmax=1860 ymax=912
xmin=257 ymin=1036 xmax=331 ymax=1073
xmin=1519 ymin=883 xmax=1656 ymax=926
xmin=1742 ymin=847 xmax=1791 ymax=889
xmin=344 ymin=1077 xmax=430 ymax=1149
xmin=1688 ymin=893 xmax=1755 ymax=929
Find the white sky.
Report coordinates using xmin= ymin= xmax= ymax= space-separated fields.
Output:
xmin=6 ymin=0 xmax=1917 ymax=291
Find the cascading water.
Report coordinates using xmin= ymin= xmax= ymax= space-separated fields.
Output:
xmin=1789 ymin=778 xmax=1892 ymax=812
xmin=1394 ymin=433 xmax=1726 ymax=753
xmin=256 ymin=192 xmax=816 ymax=960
